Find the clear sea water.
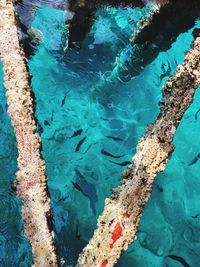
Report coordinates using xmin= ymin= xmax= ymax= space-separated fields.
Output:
xmin=0 ymin=2 xmax=200 ymax=266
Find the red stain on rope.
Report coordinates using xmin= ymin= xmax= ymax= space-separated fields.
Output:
xmin=123 ymin=212 xmax=130 ymax=218
xmin=26 ymin=180 xmax=35 ymax=190
xmin=109 ymin=222 xmax=123 ymax=249
xmin=100 ymin=259 xmax=108 ymax=267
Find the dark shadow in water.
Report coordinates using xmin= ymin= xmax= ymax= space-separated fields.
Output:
xmin=129 ymin=0 xmax=200 ymax=76
xmin=53 ymin=205 xmax=88 ymax=266
xmin=15 ymin=0 xmax=144 ymax=57
xmin=67 ymin=0 xmax=144 ymax=49
xmin=16 ymin=0 xmax=200 ymax=102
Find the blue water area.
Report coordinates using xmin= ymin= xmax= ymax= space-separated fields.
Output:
xmin=1 ymin=2 xmax=200 ymax=266
xmin=0 ymin=62 xmax=32 ymax=266
xmin=27 ymin=5 xmax=200 ymax=266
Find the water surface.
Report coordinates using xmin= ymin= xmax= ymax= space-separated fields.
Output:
xmin=0 ymin=2 xmax=200 ymax=266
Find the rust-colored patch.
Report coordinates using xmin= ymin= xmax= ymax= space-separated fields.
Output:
xmin=100 ymin=259 xmax=108 ymax=267
xmin=109 ymin=222 xmax=123 ymax=249
xmin=123 ymin=212 xmax=130 ymax=218
xmin=26 ymin=180 xmax=35 ymax=190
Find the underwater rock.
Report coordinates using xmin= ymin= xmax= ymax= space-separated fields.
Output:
xmin=78 ymin=29 xmax=200 ymax=267
xmin=27 ymin=27 xmax=43 ymax=44
xmin=92 ymin=0 xmax=200 ymax=99
xmin=15 ymin=0 xmax=145 ymax=56
xmin=66 ymin=0 xmax=145 ymax=49
xmin=133 ymin=0 xmax=200 ymax=46
xmin=15 ymin=0 xmax=68 ymax=57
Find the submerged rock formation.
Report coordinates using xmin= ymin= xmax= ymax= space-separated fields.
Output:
xmin=15 ymin=0 xmax=145 ymax=56
xmin=0 ymin=1 xmax=57 ymax=266
xmin=133 ymin=0 xmax=200 ymax=47
xmin=66 ymin=0 xmax=145 ymax=49
xmin=92 ymin=0 xmax=200 ymax=99
xmin=78 ymin=30 xmax=200 ymax=267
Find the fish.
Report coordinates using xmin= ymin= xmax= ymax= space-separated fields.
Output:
xmin=106 ymin=136 xmax=124 ymax=142
xmin=51 ymin=111 xmax=54 ymax=121
xmin=70 ymin=129 xmax=83 ymax=138
xmin=195 ymin=108 xmax=200 ymax=120
xmin=188 ymin=152 xmax=200 ymax=166
xmin=101 ymin=117 xmax=109 ymax=122
xmin=162 ymin=61 xmax=171 ymax=74
xmin=160 ymin=62 xmax=171 ymax=82
xmin=53 ymin=194 xmax=69 ymax=207
xmin=167 ymin=255 xmax=190 ymax=267
xmin=191 ymin=214 xmax=199 ymax=219
xmin=161 ymin=63 xmax=167 ymax=73
xmin=174 ymin=59 xmax=179 ymax=67
xmin=61 ymin=95 xmax=67 ymax=107
xmin=44 ymin=120 xmax=50 ymax=126
xmin=159 ymin=73 xmax=168 ymax=82
xmin=157 ymin=185 xmax=164 ymax=192
xmin=101 ymin=149 xmax=125 ymax=159
xmin=72 ymin=182 xmax=86 ymax=196
xmin=35 ymin=123 xmax=43 ymax=136
xmin=75 ymin=137 xmax=87 ymax=152
xmin=110 ymin=161 xmax=132 ymax=167
xmin=75 ymin=224 xmax=81 ymax=240
xmin=72 ymin=168 xmax=98 ymax=215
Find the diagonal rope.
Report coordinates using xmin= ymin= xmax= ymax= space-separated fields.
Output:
xmin=78 ymin=30 xmax=200 ymax=267
xmin=0 ymin=1 xmax=58 ymax=266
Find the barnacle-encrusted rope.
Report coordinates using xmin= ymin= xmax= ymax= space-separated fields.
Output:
xmin=0 ymin=1 xmax=57 ymax=266
xmin=78 ymin=31 xmax=200 ymax=267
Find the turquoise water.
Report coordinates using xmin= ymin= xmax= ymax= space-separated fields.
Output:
xmin=1 ymin=3 xmax=200 ymax=266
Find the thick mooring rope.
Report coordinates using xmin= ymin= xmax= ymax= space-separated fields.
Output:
xmin=0 ymin=1 xmax=57 ymax=266
xmin=78 ymin=31 xmax=200 ymax=267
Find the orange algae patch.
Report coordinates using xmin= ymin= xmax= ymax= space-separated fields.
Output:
xmin=100 ymin=259 xmax=108 ymax=267
xmin=109 ymin=222 xmax=123 ymax=249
